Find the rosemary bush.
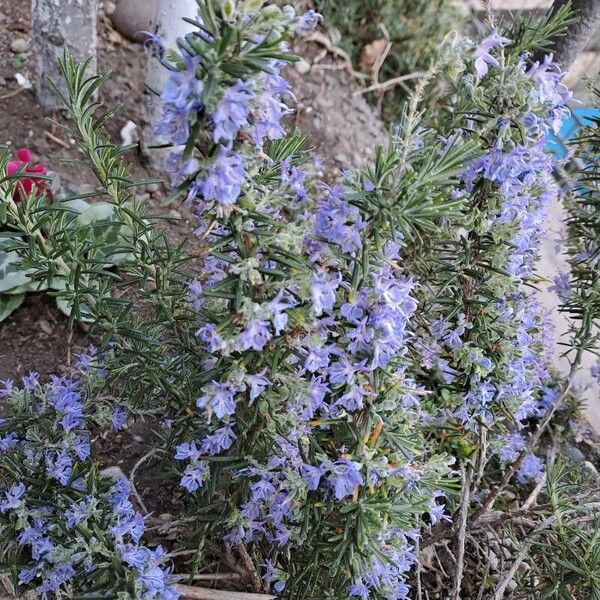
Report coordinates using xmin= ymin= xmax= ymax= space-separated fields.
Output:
xmin=0 ymin=1 xmax=599 ymax=598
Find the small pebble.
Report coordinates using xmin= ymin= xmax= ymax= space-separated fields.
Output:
xmin=100 ymin=466 xmax=128 ymax=481
xmin=120 ymin=119 xmax=138 ymax=146
xmin=15 ymin=73 xmax=32 ymax=90
xmin=10 ymin=37 xmax=30 ymax=54
xmin=0 ymin=76 xmax=6 ymax=87
xmin=146 ymin=183 xmax=160 ymax=193
xmin=103 ymin=0 xmax=116 ymax=15
xmin=295 ymin=59 xmax=311 ymax=75
xmin=584 ymin=460 xmax=599 ymax=477
xmin=567 ymin=446 xmax=585 ymax=463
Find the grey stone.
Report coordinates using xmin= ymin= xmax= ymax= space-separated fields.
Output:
xmin=10 ymin=37 xmax=30 ymax=54
xmin=32 ymin=0 xmax=97 ymax=112
xmin=100 ymin=466 xmax=128 ymax=481
xmin=110 ymin=0 xmax=158 ymax=42
xmin=584 ymin=460 xmax=600 ymax=477
xmin=567 ymin=446 xmax=586 ymax=463
xmin=146 ymin=182 xmax=160 ymax=193
xmin=103 ymin=0 xmax=116 ymax=15
xmin=295 ymin=59 xmax=311 ymax=74
xmin=0 ymin=76 xmax=6 ymax=87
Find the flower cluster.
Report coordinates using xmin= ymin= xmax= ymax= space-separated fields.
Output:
xmin=408 ymin=37 xmax=573 ymax=487
xmin=154 ymin=3 xmax=302 ymax=208
xmin=0 ymin=375 xmax=178 ymax=599
xmin=144 ymin=2 xmax=584 ymax=595
xmin=151 ymin=4 xmax=460 ymax=598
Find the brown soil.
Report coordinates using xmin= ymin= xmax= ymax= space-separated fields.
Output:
xmin=287 ymin=39 xmax=389 ymax=179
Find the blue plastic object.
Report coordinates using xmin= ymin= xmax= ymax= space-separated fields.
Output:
xmin=546 ymin=106 xmax=600 ymax=157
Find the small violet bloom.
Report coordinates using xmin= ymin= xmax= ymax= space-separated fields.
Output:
xmin=474 ymin=29 xmax=512 ymax=79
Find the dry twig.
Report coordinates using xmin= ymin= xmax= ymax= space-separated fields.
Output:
xmin=450 ymin=466 xmax=472 ymax=600
xmin=0 ymin=87 xmax=26 ymax=101
xmin=490 ymin=514 xmax=556 ymax=600
xmin=353 ymin=72 xmax=425 ymax=96
xmin=235 ymin=543 xmax=264 ymax=593
xmin=128 ymin=449 xmax=157 ymax=515
xmin=175 ymin=585 xmax=274 ymax=600
xmin=44 ymin=130 xmax=70 ymax=149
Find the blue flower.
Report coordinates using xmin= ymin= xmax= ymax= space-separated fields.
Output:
xmin=21 ymin=372 xmax=39 ymax=390
xmin=195 ymin=323 xmax=225 ymax=352
xmin=213 ymin=80 xmax=255 ymax=143
xmin=18 ymin=519 xmax=54 ymax=560
xmin=180 ymin=462 xmax=209 ymax=492
xmin=0 ymin=378 xmax=14 ymax=398
xmin=517 ymin=454 xmax=544 ymax=483
xmin=197 ymin=381 xmax=238 ymax=419
xmin=165 ymin=152 xmax=200 ymax=187
xmin=65 ymin=496 xmax=94 ymax=528
xmin=138 ymin=30 xmax=166 ymax=59
xmin=175 ymin=441 xmax=201 ymax=461
xmin=325 ymin=459 xmax=363 ymax=500
xmin=499 ymin=433 xmax=526 ymax=463
xmin=0 ymin=432 xmax=19 ymax=452
xmin=18 ymin=566 xmax=38 ymax=584
xmin=474 ymin=29 xmax=511 ymax=79
xmin=160 ymin=55 xmax=202 ymax=109
xmin=237 ymin=319 xmax=273 ymax=352
xmin=45 ymin=451 xmax=73 ymax=486
xmin=246 ymin=371 xmax=270 ymax=402
xmin=199 ymin=425 xmax=236 ymax=455
xmin=294 ymin=10 xmax=321 ymax=33
xmin=111 ymin=407 xmax=128 ymax=431
xmin=49 ymin=377 xmax=83 ymax=431
xmin=73 ymin=436 xmax=91 ymax=461
xmin=262 ymin=559 xmax=287 ymax=594
xmin=251 ymin=71 xmax=293 ymax=145
xmin=315 ymin=186 xmax=365 ymax=253
xmin=38 ymin=563 xmax=76 ymax=595
xmin=549 ymin=271 xmax=571 ymax=302
xmin=301 ymin=463 xmax=325 ymax=491
xmin=311 ymin=270 xmax=341 ymax=316
xmin=0 ymin=482 xmax=26 ymax=512
xmin=109 ymin=510 xmax=145 ymax=543
xmin=348 ymin=581 xmax=370 ymax=599
xmin=268 ymin=289 xmax=296 ymax=335
xmin=155 ymin=102 xmax=196 ymax=146
xmin=197 ymin=147 xmax=245 ymax=206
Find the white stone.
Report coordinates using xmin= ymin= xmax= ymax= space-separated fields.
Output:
xmin=10 ymin=37 xmax=30 ymax=54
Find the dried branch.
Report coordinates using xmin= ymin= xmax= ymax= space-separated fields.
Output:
xmin=353 ymin=72 xmax=425 ymax=96
xmin=450 ymin=466 xmax=472 ymax=600
xmin=175 ymin=585 xmax=275 ymax=600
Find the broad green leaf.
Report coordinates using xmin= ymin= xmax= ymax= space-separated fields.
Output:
xmin=73 ymin=202 xmax=134 ymax=265
xmin=0 ymin=293 xmax=25 ymax=322
xmin=0 ymin=247 xmax=36 ymax=293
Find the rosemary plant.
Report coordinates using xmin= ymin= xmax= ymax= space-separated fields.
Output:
xmin=0 ymin=1 xmax=598 ymax=599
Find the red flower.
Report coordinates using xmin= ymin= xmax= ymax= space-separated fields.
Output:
xmin=7 ymin=148 xmax=52 ymax=201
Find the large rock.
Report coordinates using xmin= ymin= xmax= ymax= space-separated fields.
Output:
xmin=31 ymin=0 xmax=99 ymax=112
xmin=110 ymin=0 xmax=158 ymax=42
